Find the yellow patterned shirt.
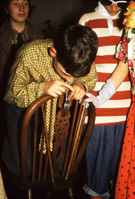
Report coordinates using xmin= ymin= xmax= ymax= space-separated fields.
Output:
xmin=4 ymin=39 xmax=97 ymax=108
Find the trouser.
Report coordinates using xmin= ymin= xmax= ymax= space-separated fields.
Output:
xmin=83 ymin=123 xmax=126 ymax=199
xmin=2 ymin=103 xmax=31 ymax=177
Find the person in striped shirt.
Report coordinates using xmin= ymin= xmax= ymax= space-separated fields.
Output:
xmin=78 ymin=1 xmax=131 ymax=199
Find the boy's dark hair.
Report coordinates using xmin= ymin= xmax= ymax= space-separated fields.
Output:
xmin=54 ymin=25 xmax=98 ymax=78
xmin=117 ymin=2 xmax=129 ymax=30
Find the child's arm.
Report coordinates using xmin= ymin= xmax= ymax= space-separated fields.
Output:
xmin=68 ymin=63 xmax=97 ymax=100
xmin=85 ymin=61 xmax=129 ymax=107
xmin=73 ymin=63 xmax=97 ymax=93
xmin=68 ymin=82 xmax=86 ymax=100
xmin=42 ymin=80 xmax=74 ymax=98
xmin=42 ymin=80 xmax=86 ymax=101
xmin=111 ymin=61 xmax=129 ymax=90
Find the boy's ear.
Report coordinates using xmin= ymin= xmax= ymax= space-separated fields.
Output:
xmin=49 ymin=47 xmax=57 ymax=58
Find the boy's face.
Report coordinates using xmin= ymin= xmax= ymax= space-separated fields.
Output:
xmin=103 ymin=1 xmax=121 ymax=16
xmin=7 ymin=0 xmax=29 ymax=24
xmin=54 ymin=57 xmax=74 ymax=83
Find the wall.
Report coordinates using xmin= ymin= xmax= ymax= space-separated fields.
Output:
xmin=0 ymin=0 xmax=97 ymax=37
xmin=29 ymin=0 xmax=97 ymax=32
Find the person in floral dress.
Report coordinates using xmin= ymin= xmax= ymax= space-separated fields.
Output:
xmin=114 ymin=1 xmax=135 ymax=198
xmin=84 ymin=1 xmax=135 ymax=198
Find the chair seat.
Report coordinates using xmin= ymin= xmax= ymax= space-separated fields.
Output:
xmin=2 ymin=162 xmax=79 ymax=191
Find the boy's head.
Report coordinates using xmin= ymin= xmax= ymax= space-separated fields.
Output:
xmin=54 ymin=25 xmax=98 ymax=79
xmin=3 ymin=0 xmax=34 ymax=18
xmin=100 ymin=0 xmax=128 ymax=16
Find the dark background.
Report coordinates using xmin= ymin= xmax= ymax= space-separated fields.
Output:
xmin=28 ymin=0 xmax=98 ymax=31
xmin=0 ymin=0 xmax=98 ymax=37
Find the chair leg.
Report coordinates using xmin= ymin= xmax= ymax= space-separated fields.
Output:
xmin=45 ymin=190 xmax=51 ymax=199
xmin=27 ymin=189 xmax=32 ymax=199
xmin=68 ymin=186 xmax=74 ymax=199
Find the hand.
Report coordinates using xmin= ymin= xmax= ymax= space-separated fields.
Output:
xmin=42 ymin=80 xmax=74 ymax=97
xmin=49 ymin=47 xmax=57 ymax=58
xmin=68 ymin=82 xmax=86 ymax=100
xmin=84 ymin=93 xmax=101 ymax=107
xmin=84 ymin=78 xmax=116 ymax=107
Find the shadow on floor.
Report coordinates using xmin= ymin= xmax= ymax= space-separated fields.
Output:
xmin=3 ymin=157 xmax=90 ymax=199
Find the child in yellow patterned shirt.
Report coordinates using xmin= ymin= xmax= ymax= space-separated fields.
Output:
xmin=2 ymin=25 xmax=98 ymax=181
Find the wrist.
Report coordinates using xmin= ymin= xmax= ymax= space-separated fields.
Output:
xmin=73 ymin=82 xmax=86 ymax=91
xmin=42 ymin=82 xmax=47 ymax=95
xmin=98 ymin=78 xmax=115 ymax=101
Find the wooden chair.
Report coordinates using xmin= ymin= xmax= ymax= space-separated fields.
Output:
xmin=3 ymin=94 xmax=95 ymax=199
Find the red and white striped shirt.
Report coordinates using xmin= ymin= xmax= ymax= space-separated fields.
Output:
xmin=79 ymin=11 xmax=131 ymax=126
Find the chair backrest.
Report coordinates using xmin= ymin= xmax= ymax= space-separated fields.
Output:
xmin=21 ymin=94 xmax=95 ymax=190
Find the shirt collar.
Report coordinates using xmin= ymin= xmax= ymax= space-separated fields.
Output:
xmin=95 ymin=1 xmax=121 ymax=19
xmin=10 ymin=23 xmax=29 ymax=44
xmin=95 ymin=1 xmax=121 ymax=34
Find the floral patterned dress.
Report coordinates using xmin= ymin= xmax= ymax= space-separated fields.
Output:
xmin=115 ymin=28 xmax=135 ymax=199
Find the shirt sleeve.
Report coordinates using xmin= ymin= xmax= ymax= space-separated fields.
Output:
xmin=115 ymin=33 xmax=128 ymax=64
xmin=78 ymin=14 xmax=87 ymax=26
xmin=4 ymin=40 xmax=53 ymax=108
xmin=4 ymin=59 xmax=45 ymax=108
